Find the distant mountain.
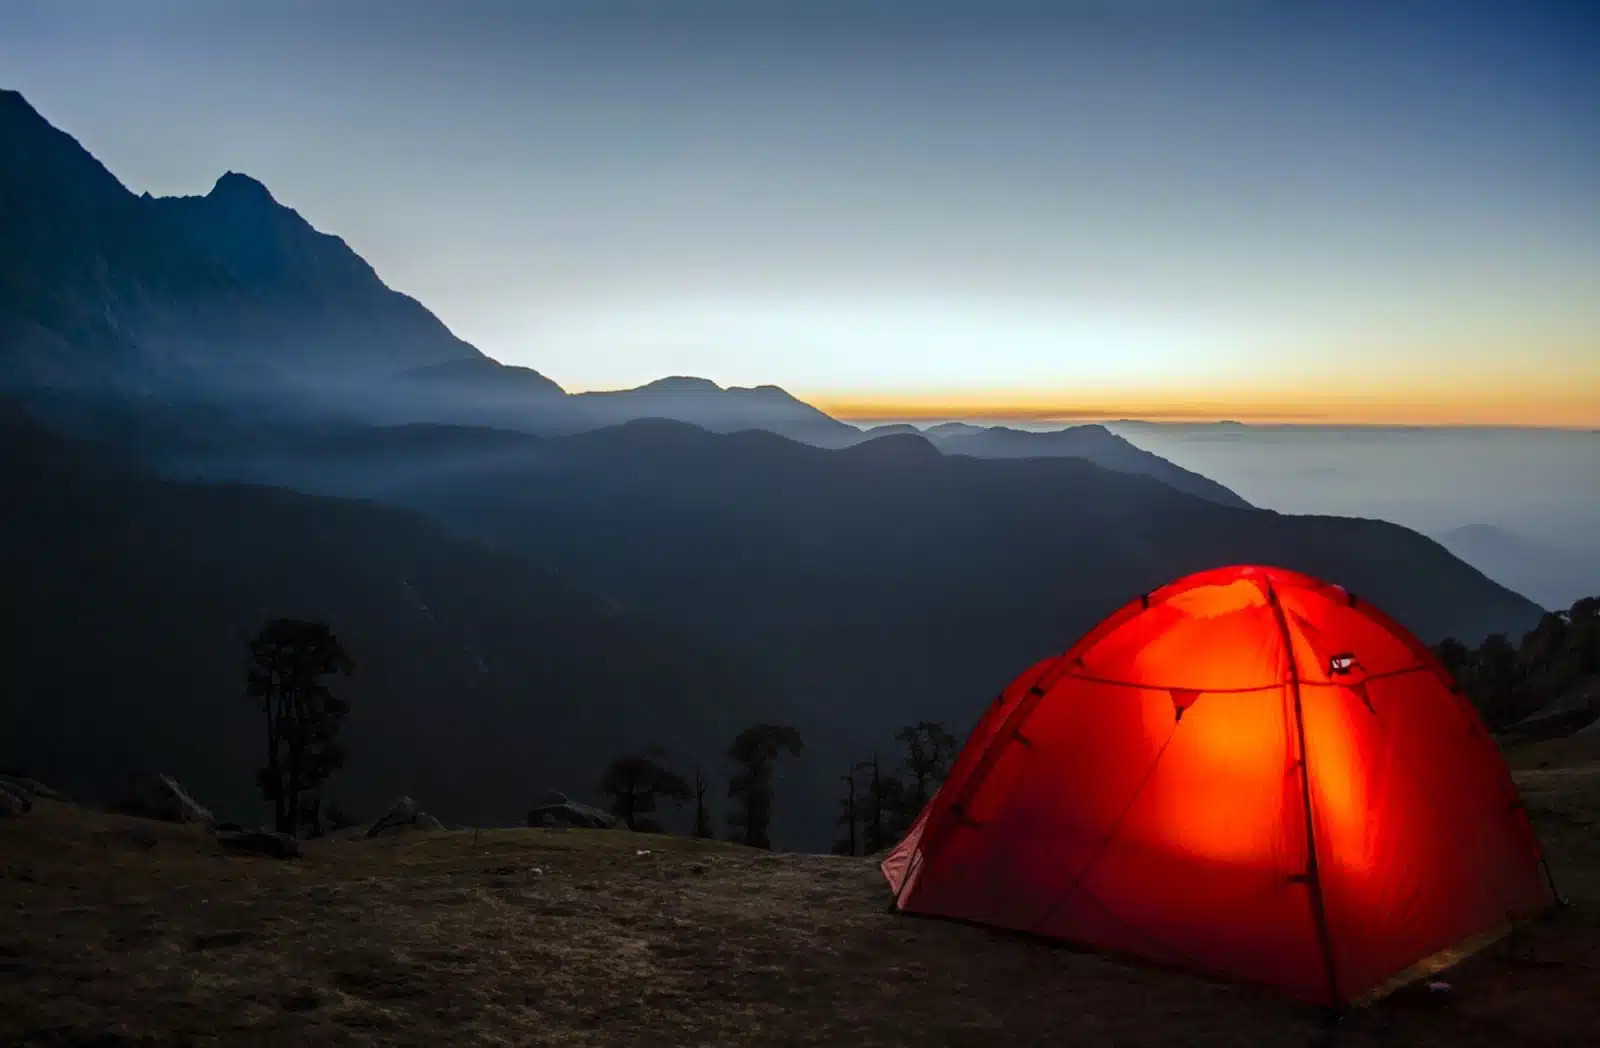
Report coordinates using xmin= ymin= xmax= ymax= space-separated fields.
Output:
xmin=856 ymin=423 xmax=923 ymax=439
xmin=919 ymin=423 xmax=1250 ymax=508
xmin=0 ymin=404 xmax=846 ymax=847
xmin=0 ymin=90 xmax=884 ymax=446
xmin=1 ymin=90 xmax=1263 ymax=507
xmin=570 ymin=377 xmax=859 ymax=444
xmin=227 ymin=418 xmax=1545 ymax=740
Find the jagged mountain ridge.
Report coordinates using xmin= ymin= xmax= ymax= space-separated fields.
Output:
xmin=1 ymin=88 xmax=1249 ymax=505
xmin=0 ymin=91 xmax=490 ymax=393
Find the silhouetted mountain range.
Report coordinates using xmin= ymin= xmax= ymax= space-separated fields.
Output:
xmin=0 ymin=404 xmax=848 ymax=844
xmin=205 ymin=418 xmax=1545 ymax=740
xmin=0 ymin=89 xmax=1254 ymax=495
xmin=910 ymin=422 xmax=1247 ymax=508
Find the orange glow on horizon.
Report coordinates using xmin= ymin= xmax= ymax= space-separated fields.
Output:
xmin=806 ymin=377 xmax=1600 ymax=425
xmin=805 ymin=385 xmax=1600 ymax=428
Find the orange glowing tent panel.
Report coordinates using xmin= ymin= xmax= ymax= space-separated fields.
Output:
xmin=882 ymin=565 xmax=1554 ymax=1007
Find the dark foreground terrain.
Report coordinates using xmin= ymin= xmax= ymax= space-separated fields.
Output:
xmin=3 ymin=742 xmax=1597 ymax=1048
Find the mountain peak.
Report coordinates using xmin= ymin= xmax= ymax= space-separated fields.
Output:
xmin=208 ymin=171 xmax=278 ymax=204
xmin=0 ymin=87 xmax=42 ymax=121
xmin=637 ymin=376 xmax=723 ymax=393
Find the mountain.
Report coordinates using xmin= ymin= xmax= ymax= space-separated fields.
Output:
xmin=0 ymin=405 xmax=848 ymax=846
xmin=1435 ymin=523 xmax=1595 ymax=613
xmin=0 ymin=90 xmax=495 ymax=399
xmin=571 ymin=377 xmax=860 ymax=444
xmin=919 ymin=423 xmax=1250 ymax=508
xmin=1 ymin=90 xmax=1263 ymax=507
xmin=220 ymin=418 xmax=1545 ymax=740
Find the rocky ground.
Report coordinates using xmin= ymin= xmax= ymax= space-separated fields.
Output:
xmin=2 ymin=742 xmax=1596 ymax=1048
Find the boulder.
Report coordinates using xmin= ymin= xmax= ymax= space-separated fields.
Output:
xmin=218 ymin=829 xmax=302 ymax=860
xmin=0 ymin=782 xmax=31 ymax=818
xmin=119 ymin=773 xmax=214 ymax=827
xmin=526 ymin=799 xmax=617 ymax=830
xmin=365 ymin=796 xmax=445 ymax=838
xmin=0 ymin=776 xmax=64 ymax=801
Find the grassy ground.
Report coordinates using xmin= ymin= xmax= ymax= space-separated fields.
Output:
xmin=3 ymin=746 xmax=1596 ymax=1047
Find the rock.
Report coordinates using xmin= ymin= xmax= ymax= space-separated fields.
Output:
xmin=526 ymin=799 xmax=617 ymax=830
xmin=529 ymin=789 xmax=569 ymax=807
xmin=217 ymin=829 xmax=302 ymax=860
xmin=0 ymin=775 xmax=64 ymax=801
xmin=119 ymin=773 xmax=214 ymax=827
xmin=0 ymin=783 xmax=31 ymax=818
xmin=365 ymin=796 xmax=445 ymax=838
xmin=214 ymin=821 xmax=245 ymax=834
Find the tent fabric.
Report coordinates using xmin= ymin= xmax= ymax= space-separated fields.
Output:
xmin=882 ymin=564 xmax=1553 ymax=1007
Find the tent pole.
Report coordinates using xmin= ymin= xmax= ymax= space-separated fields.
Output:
xmin=1540 ymin=856 xmax=1566 ymax=907
xmin=1267 ymin=581 xmax=1342 ymax=1009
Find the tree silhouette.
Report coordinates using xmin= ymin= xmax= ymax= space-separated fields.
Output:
xmin=831 ymin=764 xmax=861 ymax=856
xmin=857 ymin=752 xmax=902 ymax=855
xmin=894 ymin=720 xmax=958 ymax=823
xmin=1435 ymin=596 xmax=1600 ymax=732
xmin=598 ymin=747 xmax=691 ymax=831
xmin=693 ymin=765 xmax=715 ymax=839
xmin=245 ymin=618 xmax=354 ymax=837
xmin=726 ymin=724 xmax=804 ymax=849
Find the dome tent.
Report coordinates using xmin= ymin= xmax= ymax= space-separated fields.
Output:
xmin=882 ymin=565 xmax=1555 ymax=1007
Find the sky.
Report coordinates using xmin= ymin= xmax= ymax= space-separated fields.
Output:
xmin=3 ymin=0 xmax=1598 ymax=425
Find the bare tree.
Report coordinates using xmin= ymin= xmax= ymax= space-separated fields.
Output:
xmin=693 ymin=764 xmax=715 ymax=839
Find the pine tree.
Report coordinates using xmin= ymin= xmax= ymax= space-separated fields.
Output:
xmin=245 ymin=618 xmax=354 ymax=838
xmin=726 ymin=724 xmax=804 ymax=849
xmin=857 ymin=752 xmax=902 ymax=855
xmin=893 ymin=720 xmax=958 ymax=828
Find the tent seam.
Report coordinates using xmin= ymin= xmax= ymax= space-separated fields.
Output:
xmin=1267 ymin=578 xmax=1344 ymax=1008
xmin=1023 ymin=719 xmax=1182 ymax=936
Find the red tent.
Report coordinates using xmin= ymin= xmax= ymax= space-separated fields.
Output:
xmin=882 ymin=565 xmax=1555 ymax=1007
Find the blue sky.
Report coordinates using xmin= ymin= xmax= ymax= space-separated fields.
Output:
xmin=3 ymin=0 xmax=1597 ymax=423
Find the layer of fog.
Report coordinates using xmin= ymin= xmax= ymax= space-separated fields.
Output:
xmin=1104 ymin=424 xmax=1598 ymax=612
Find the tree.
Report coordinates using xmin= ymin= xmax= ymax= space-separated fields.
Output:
xmin=894 ymin=720 xmax=958 ymax=823
xmin=598 ymin=747 xmax=691 ymax=831
xmin=692 ymin=765 xmax=715 ymax=839
xmin=726 ymin=724 xmax=804 ymax=849
xmin=245 ymin=618 xmax=354 ymax=837
xmin=832 ymin=765 xmax=861 ymax=856
xmin=857 ymin=752 xmax=903 ymax=855
xmin=1475 ymin=632 xmax=1526 ymax=729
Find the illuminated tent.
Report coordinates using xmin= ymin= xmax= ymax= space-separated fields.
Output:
xmin=882 ymin=565 xmax=1555 ymax=1007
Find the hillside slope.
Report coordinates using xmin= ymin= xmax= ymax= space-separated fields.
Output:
xmin=235 ymin=419 xmax=1544 ymax=737
xmin=0 ymin=408 xmax=827 ymax=840
xmin=923 ymin=422 xmax=1250 ymax=507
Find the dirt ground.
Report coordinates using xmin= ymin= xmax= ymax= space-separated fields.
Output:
xmin=3 ymin=747 xmax=1597 ymax=1047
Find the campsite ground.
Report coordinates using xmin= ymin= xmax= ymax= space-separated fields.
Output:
xmin=3 ymin=742 xmax=1597 ymax=1047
